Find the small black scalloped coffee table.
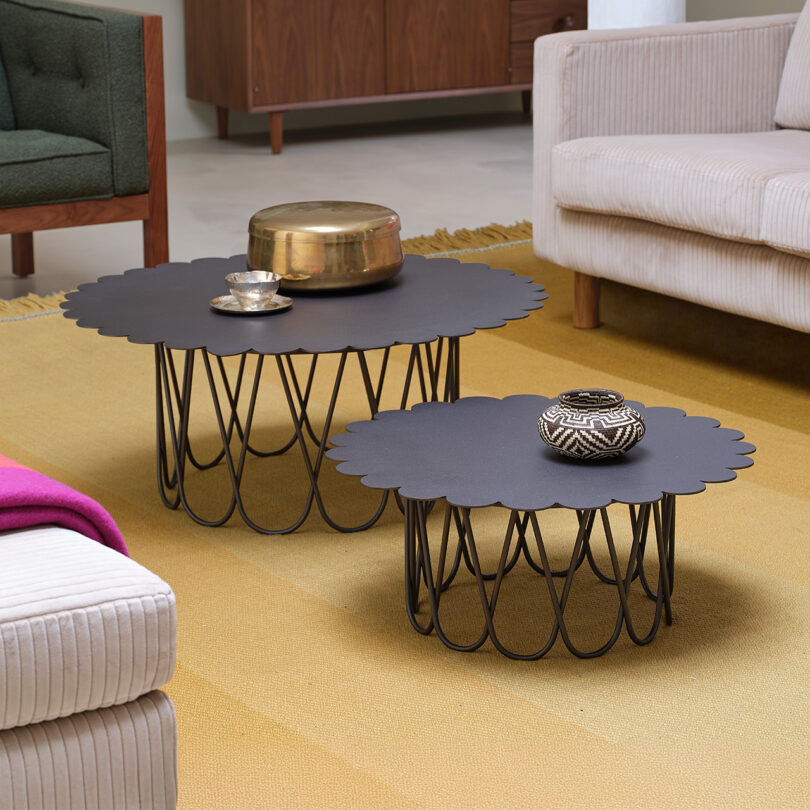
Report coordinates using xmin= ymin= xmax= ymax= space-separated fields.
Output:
xmin=328 ymin=395 xmax=755 ymax=658
xmin=61 ymin=255 xmax=546 ymax=534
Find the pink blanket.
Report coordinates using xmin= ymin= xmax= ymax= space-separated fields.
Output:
xmin=0 ymin=454 xmax=128 ymax=556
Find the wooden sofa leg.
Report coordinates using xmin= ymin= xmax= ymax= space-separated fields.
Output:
xmin=11 ymin=233 xmax=34 ymax=276
xmin=573 ymin=272 xmax=600 ymax=328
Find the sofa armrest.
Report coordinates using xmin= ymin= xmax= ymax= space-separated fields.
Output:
xmin=533 ymin=14 xmax=798 ymax=260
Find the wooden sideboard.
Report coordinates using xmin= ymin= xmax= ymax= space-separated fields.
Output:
xmin=184 ymin=0 xmax=586 ymax=153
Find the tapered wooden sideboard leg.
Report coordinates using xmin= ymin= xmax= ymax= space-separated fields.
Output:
xmin=270 ymin=112 xmax=283 ymax=154
xmin=521 ymin=90 xmax=532 ymax=114
xmin=11 ymin=232 xmax=34 ymax=276
xmin=573 ymin=272 xmax=601 ymax=328
xmin=216 ymin=106 xmax=228 ymax=140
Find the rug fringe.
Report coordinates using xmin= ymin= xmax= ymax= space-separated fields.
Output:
xmin=0 ymin=291 xmax=67 ymax=318
xmin=402 ymin=220 xmax=533 ymax=254
xmin=0 ymin=222 xmax=532 ymax=315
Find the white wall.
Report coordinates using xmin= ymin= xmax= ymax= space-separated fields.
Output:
xmin=688 ymin=0 xmax=804 ymax=19
xmin=91 ymin=0 xmax=805 ymax=142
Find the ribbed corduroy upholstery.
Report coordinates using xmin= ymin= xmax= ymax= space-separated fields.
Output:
xmin=552 ymin=130 xmax=810 ymax=244
xmin=762 ymin=171 xmax=810 ymax=257
xmin=0 ymin=526 xmax=176 ymax=731
xmin=555 ymin=211 xmax=810 ymax=332
xmin=0 ymin=691 xmax=176 ymax=810
xmin=533 ymin=14 xmax=796 ymax=261
xmin=532 ymin=13 xmax=810 ymax=333
xmin=775 ymin=2 xmax=810 ymax=129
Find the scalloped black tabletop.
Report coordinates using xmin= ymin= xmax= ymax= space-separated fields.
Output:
xmin=328 ymin=395 xmax=756 ymax=511
xmin=60 ymin=254 xmax=547 ymax=357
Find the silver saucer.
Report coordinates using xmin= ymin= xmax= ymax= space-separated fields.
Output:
xmin=210 ymin=293 xmax=293 ymax=316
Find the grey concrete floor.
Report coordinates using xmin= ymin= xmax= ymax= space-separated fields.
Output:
xmin=0 ymin=113 xmax=533 ymax=300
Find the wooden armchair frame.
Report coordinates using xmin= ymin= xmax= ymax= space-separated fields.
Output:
xmin=0 ymin=11 xmax=168 ymax=276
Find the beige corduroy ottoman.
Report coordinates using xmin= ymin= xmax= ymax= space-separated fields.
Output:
xmin=0 ymin=526 xmax=177 ymax=809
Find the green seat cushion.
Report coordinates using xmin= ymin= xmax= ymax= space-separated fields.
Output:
xmin=0 ymin=0 xmax=148 ymax=195
xmin=0 ymin=129 xmax=113 ymax=207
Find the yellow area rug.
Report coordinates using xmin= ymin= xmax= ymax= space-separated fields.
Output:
xmin=1 ymin=224 xmax=809 ymax=808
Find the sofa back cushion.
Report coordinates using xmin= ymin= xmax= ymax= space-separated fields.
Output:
xmin=0 ymin=54 xmax=14 ymax=130
xmin=775 ymin=2 xmax=810 ymax=128
xmin=0 ymin=0 xmax=149 ymax=195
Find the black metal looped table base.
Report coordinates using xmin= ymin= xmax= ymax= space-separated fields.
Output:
xmin=155 ymin=337 xmax=460 ymax=534
xmin=404 ymin=496 xmax=676 ymax=659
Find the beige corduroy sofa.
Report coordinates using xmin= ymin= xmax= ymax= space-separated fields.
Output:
xmin=533 ymin=9 xmax=810 ymax=333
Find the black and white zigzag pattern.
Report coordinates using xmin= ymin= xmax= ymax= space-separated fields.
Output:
xmin=538 ymin=402 xmax=646 ymax=460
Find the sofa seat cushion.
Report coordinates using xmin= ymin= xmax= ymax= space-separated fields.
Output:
xmin=761 ymin=171 xmax=810 ymax=257
xmin=0 ymin=526 xmax=176 ymax=731
xmin=0 ymin=129 xmax=113 ymax=208
xmin=552 ymin=129 xmax=810 ymax=244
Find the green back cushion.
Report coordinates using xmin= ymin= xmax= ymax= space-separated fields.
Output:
xmin=0 ymin=52 xmax=14 ymax=129
xmin=0 ymin=0 xmax=149 ymax=195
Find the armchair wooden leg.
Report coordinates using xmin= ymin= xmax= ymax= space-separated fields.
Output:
xmin=11 ymin=233 xmax=34 ymax=276
xmin=269 ymin=112 xmax=283 ymax=154
xmin=143 ymin=215 xmax=169 ymax=268
xmin=573 ymin=272 xmax=601 ymax=328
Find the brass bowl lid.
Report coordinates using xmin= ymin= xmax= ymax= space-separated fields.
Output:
xmin=248 ymin=201 xmax=401 ymax=244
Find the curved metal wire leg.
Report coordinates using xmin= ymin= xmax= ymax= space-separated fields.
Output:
xmin=524 ymin=510 xmax=624 ymax=658
xmin=405 ymin=499 xmax=434 ymax=634
xmin=155 ymin=345 xmax=180 ymax=508
xmin=205 ymin=352 xmax=322 ymax=533
xmin=164 ymin=349 xmax=245 ymax=470
xmin=415 ymin=502 xmax=490 ymax=652
xmin=453 ymin=505 xmax=523 ymax=581
xmin=158 ymin=347 xmax=222 ymax=514
xmin=156 ymin=346 xmax=395 ymax=533
xmin=584 ymin=503 xmax=647 ymax=586
xmin=230 ymin=353 xmax=301 ymax=458
xmin=416 ymin=507 xmax=599 ymax=659
xmin=156 ymin=347 xmax=239 ymax=526
xmin=478 ymin=509 xmax=597 ymax=660
xmin=158 ymin=348 xmax=312 ymax=531
xmin=514 ymin=510 xmax=592 ymax=577
xmin=653 ymin=498 xmax=675 ymax=624
xmin=157 ymin=341 xmax=460 ymax=534
xmin=161 ymin=348 xmax=296 ymax=477
xmin=404 ymin=502 xmax=674 ymax=659
xmin=597 ymin=505 xmax=666 ymax=646
xmin=398 ymin=337 xmax=460 ymax=411
xmin=631 ymin=498 xmax=676 ymax=608
xmin=275 ymin=352 xmax=389 ymax=533
xmin=394 ymin=338 xmax=461 ymax=515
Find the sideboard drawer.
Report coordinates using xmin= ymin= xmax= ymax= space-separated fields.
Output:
xmin=510 ymin=0 xmax=587 ymax=42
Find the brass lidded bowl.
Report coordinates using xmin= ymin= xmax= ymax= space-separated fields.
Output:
xmin=247 ymin=201 xmax=403 ymax=291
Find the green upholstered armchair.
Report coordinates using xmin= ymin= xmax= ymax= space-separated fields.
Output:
xmin=0 ymin=0 xmax=168 ymax=276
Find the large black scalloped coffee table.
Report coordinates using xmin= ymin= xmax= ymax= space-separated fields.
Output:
xmin=328 ymin=395 xmax=755 ymax=658
xmin=61 ymin=255 xmax=546 ymax=534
